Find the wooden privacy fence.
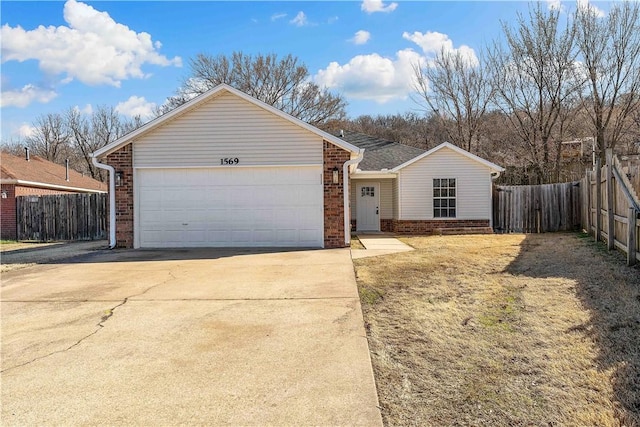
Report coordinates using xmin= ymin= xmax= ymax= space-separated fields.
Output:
xmin=581 ymin=151 xmax=640 ymax=266
xmin=493 ymin=182 xmax=582 ymax=233
xmin=16 ymin=193 xmax=107 ymax=241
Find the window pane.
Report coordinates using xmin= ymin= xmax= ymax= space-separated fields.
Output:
xmin=449 ymin=189 xmax=456 ymax=197
xmin=433 ymin=179 xmax=440 ymax=187
xmin=434 ymin=199 xmax=441 ymax=208
xmin=450 ymin=199 xmax=456 ymax=208
xmin=434 ymin=189 xmax=440 ymax=197
xmin=448 ymin=209 xmax=456 ymax=218
xmin=434 ymin=208 xmax=441 ymax=217
xmin=449 ymin=179 xmax=456 ymax=187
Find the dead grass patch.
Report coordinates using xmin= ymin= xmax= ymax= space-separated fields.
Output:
xmin=354 ymin=233 xmax=640 ymax=426
xmin=350 ymin=235 xmax=366 ymax=250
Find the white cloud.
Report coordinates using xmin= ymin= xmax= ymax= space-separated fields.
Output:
xmin=290 ymin=11 xmax=308 ymax=27
xmin=0 ymin=0 xmax=182 ymax=87
xmin=328 ymin=16 xmax=339 ymax=24
xmin=546 ymin=0 xmax=565 ymax=12
xmin=314 ymin=49 xmax=425 ymax=103
xmin=350 ymin=30 xmax=371 ymax=45
xmin=402 ymin=31 xmax=478 ymax=65
xmin=0 ymin=84 xmax=57 ymax=108
xmin=79 ymin=104 xmax=93 ymax=115
xmin=361 ymin=0 xmax=398 ymax=14
xmin=115 ymin=95 xmax=156 ymax=119
xmin=271 ymin=13 xmax=287 ymax=21
xmin=18 ymin=124 xmax=36 ymax=138
xmin=577 ymin=0 xmax=605 ymax=18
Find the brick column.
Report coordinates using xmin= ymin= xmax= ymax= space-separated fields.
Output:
xmin=106 ymin=144 xmax=134 ymax=248
xmin=323 ymin=141 xmax=351 ymax=248
xmin=0 ymin=184 xmax=16 ymax=240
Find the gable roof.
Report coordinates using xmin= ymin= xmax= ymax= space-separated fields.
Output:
xmin=1 ymin=151 xmax=107 ymax=193
xmin=392 ymin=141 xmax=505 ymax=172
xmin=93 ymin=84 xmax=361 ymax=159
xmin=335 ymin=130 xmax=425 ymax=170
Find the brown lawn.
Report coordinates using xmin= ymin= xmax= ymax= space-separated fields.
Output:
xmin=354 ymin=233 xmax=640 ymax=426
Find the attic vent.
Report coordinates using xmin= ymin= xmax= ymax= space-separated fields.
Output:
xmin=339 ymin=129 xmax=344 ymax=138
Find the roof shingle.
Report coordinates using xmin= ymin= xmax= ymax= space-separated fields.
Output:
xmin=1 ymin=152 xmax=107 ymax=192
xmin=333 ymin=130 xmax=425 ymax=170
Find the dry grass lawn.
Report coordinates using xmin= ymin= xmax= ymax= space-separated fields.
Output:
xmin=354 ymin=233 xmax=640 ymax=426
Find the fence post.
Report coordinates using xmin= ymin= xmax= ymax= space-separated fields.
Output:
xmin=629 ymin=207 xmax=637 ymax=267
xmin=595 ymin=158 xmax=602 ymax=243
xmin=606 ymin=150 xmax=615 ymax=250
xmin=585 ymin=172 xmax=591 ymax=233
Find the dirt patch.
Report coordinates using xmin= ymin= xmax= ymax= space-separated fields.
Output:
xmin=1 ymin=241 xmax=108 ymax=273
xmin=354 ymin=233 xmax=640 ymax=426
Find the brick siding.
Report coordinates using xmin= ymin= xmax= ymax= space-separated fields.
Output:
xmin=1 ymin=184 xmax=16 ymax=240
xmin=391 ymin=219 xmax=491 ymax=234
xmin=351 ymin=217 xmax=490 ymax=234
xmin=15 ymin=186 xmax=86 ymax=196
xmin=323 ymin=141 xmax=351 ymax=248
xmin=106 ymin=145 xmax=134 ymax=248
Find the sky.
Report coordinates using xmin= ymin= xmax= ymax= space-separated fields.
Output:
xmin=0 ymin=0 xmax=609 ymax=142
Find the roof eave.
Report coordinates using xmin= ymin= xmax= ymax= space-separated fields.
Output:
xmin=0 ymin=179 xmax=107 ymax=193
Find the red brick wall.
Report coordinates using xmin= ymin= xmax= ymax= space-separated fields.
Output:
xmin=15 ymin=186 xmax=81 ymax=196
xmin=391 ymin=219 xmax=490 ymax=234
xmin=323 ymin=141 xmax=351 ymax=248
xmin=1 ymin=184 xmax=16 ymax=240
xmin=106 ymin=145 xmax=134 ymax=248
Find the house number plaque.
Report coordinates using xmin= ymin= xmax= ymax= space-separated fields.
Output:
xmin=220 ymin=157 xmax=240 ymax=165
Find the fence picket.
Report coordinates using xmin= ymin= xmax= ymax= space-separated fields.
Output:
xmin=16 ymin=193 xmax=107 ymax=241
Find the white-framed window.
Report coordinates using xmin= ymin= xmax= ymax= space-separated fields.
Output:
xmin=361 ymin=186 xmax=375 ymax=197
xmin=433 ymin=178 xmax=456 ymax=218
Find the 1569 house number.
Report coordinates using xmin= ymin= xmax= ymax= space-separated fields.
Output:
xmin=220 ymin=157 xmax=240 ymax=165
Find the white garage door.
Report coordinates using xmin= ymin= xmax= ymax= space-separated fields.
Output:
xmin=137 ymin=167 xmax=324 ymax=248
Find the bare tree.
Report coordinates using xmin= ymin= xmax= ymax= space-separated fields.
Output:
xmin=413 ymin=49 xmax=493 ymax=154
xmin=67 ymin=105 xmax=133 ymax=180
xmin=25 ymin=113 xmax=72 ymax=163
xmin=575 ymin=1 xmax=640 ymax=160
xmin=488 ymin=4 xmax=582 ymax=183
xmin=159 ymin=52 xmax=346 ymax=126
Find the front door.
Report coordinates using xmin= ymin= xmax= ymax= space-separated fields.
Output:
xmin=356 ymin=183 xmax=380 ymax=231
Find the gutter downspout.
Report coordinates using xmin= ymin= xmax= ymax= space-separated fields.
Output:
xmin=343 ymin=150 xmax=364 ymax=246
xmin=490 ymin=171 xmax=503 ymax=229
xmin=92 ymin=155 xmax=116 ymax=249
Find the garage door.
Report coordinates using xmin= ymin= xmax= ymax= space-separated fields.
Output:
xmin=137 ymin=167 xmax=323 ymax=248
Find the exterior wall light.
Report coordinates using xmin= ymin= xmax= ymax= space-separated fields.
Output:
xmin=1 ymin=190 xmax=7 ymax=199
xmin=115 ymin=172 xmax=123 ymax=187
xmin=332 ymin=167 xmax=339 ymax=184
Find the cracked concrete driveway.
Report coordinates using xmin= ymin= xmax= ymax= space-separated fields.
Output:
xmin=1 ymin=248 xmax=382 ymax=426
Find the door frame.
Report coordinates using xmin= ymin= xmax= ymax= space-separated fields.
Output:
xmin=356 ymin=182 xmax=380 ymax=232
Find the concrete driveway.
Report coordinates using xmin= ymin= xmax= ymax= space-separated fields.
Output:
xmin=1 ymin=248 xmax=382 ymax=426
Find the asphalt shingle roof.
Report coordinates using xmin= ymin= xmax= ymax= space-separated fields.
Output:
xmin=1 ymin=151 xmax=107 ymax=192
xmin=333 ymin=130 xmax=425 ymax=171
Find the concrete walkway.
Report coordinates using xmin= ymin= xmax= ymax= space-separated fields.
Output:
xmin=351 ymin=234 xmax=414 ymax=259
xmin=1 ymin=248 xmax=382 ymax=426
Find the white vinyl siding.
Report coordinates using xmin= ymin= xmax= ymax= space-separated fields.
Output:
xmin=350 ymin=180 xmax=393 ymax=220
xmin=397 ymin=147 xmax=492 ymax=220
xmin=133 ymin=92 xmax=322 ymax=167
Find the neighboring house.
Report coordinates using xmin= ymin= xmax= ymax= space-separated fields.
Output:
xmin=92 ymin=84 xmax=503 ymax=250
xmin=0 ymin=151 xmax=107 ymax=240
xmin=338 ymin=130 xmax=504 ymax=234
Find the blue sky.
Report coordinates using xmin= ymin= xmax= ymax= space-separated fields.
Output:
xmin=0 ymin=0 xmax=606 ymax=141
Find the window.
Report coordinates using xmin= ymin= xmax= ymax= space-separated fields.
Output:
xmin=361 ymin=186 xmax=375 ymax=197
xmin=433 ymin=178 xmax=456 ymax=218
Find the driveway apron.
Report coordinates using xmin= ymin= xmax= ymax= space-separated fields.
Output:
xmin=1 ymin=248 xmax=382 ymax=426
